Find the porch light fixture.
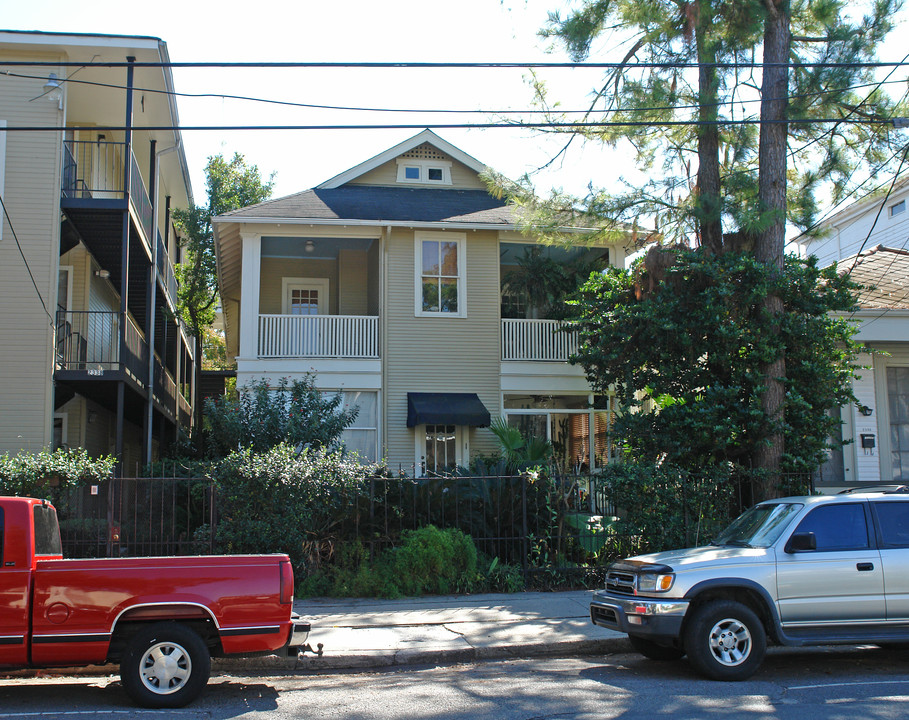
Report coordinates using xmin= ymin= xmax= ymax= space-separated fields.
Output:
xmin=304 ymin=240 xmax=315 ymax=253
xmin=858 ymin=404 xmax=873 ymax=417
xmin=95 ymin=269 xmax=110 ymax=279
xmin=42 ymin=73 xmax=63 ymax=110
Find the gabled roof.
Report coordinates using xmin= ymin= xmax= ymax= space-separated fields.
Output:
xmin=217 ymin=186 xmax=514 ymax=226
xmin=840 ymin=245 xmax=909 ymax=309
xmin=317 ymin=129 xmax=486 ymax=189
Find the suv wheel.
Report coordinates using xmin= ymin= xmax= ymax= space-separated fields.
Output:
xmin=683 ymin=600 xmax=766 ymax=680
xmin=628 ymin=634 xmax=684 ymax=661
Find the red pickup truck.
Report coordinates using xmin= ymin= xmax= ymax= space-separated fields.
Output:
xmin=0 ymin=496 xmax=310 ymax=708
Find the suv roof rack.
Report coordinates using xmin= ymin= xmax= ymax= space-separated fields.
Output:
xmin=838 ymin=484 xmax=909 ymax=494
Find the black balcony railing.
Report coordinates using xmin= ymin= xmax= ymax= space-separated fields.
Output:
xmin=62 ymin=139 xmax=154 ymax=245
xmin=56 ymin=310 xmax=147 ymax=377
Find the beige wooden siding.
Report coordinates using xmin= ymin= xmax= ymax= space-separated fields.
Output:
xmin=349 ymin=157 xmax=488 ymax=190
xmin=383 ymin=229 xmax=501 ymax=467
xmin=338 ymin=249 xmax=369 ymax=315
xmin=259 ymin=257 xmax=338 ymax=314
xmin=0 ymin=58 xmax=65 ymax=453
xmin=367 ymin=240 xmax=380 ymax=315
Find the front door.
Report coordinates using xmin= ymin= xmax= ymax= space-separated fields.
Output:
xmin=283 ymin=279 xmax=329 ymax=355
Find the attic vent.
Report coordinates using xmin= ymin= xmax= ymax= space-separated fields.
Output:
xmin=401 ymin=144 xmax=449 ymax=161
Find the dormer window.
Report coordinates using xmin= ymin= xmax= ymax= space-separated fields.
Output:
xmin=397 ymin=159 xmax=452 ymax=185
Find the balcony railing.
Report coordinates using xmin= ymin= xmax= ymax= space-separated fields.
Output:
xmin=157 ymin=234 xmax=178 ymax=303
xmin=258 ymin=314 xmax=379 ymax=359
xmin=62 ymin=140 xmax=154 ymax=245
xmin=501 ymin=319 xmax=579 ymax=362
xmin=56 ymin=310 xmax=147 ymax=378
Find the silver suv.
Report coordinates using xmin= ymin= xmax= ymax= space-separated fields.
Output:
xmin=590 ymin=489 xmax=909 ymax=680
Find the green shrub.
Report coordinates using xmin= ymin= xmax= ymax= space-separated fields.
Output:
xmin=392 ymin=525 xmax=478 ymax=596
xmin=212 ymin=443 xmax=378 ymax=574
xmin=205 ymin=375 xmax=358 ymax=459
xmin=0 ymin=448 xmax=115 ymax=497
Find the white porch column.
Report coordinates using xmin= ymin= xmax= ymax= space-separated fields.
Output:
xmin=238 ymin=231 xmax=262 ymax=361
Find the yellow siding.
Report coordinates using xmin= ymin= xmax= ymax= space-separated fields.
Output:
xmin=349 ymin=157 xmax=487 ymax=190
xmin=0 ymin=57 xmax=65 ymax=452
xmin=259 ymin=257 xmax=338 ymax=314
xmin=338 ymin=249 xmax=369 ymax=315
xmin=383 ymin=229 xmax=501 ymax=467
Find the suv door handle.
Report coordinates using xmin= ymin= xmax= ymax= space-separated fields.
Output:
xmin=857 ymin=562 xmax=874 ymax=571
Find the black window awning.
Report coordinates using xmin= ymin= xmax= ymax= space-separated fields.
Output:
xmin=406 ymin=392 xmax=491 ymax=428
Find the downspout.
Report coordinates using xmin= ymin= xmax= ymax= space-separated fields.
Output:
xmin=382 ymin=225 xmax=390 ymax=467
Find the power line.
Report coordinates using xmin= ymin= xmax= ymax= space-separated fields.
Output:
xmin=8 ymin=68 xmax=905 ymax=118
xmin=2 ymin=60 xmax=908 ymax=69
xmin=1 ymin=117 xmax=906 ymax=133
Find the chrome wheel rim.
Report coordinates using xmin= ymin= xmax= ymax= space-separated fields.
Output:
xmin=707 ymin=617 xmax=752 ymax=667
xmin=139 ymin=641 xmax=192 ymax=695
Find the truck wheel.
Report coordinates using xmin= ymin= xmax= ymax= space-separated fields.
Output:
xmin=683 ymin=600 xmax=766 ymax=681
xmin=120 ymin=622 xmax=211 ymax=708
xmin=628 ymin=634 xmax=684 ymax=661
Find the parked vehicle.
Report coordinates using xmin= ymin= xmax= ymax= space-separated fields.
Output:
xmin=591 ymin=490 xmax=909 ymax=680
xmin=0 ymin=496 xmax=310 ymax=707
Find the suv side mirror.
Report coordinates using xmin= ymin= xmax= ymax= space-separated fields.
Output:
xmin=787 ymin=532 xmax=817 ymax=553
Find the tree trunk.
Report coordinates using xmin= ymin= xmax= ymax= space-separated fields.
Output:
xmin=696 ymin=0 xmax=723 ymax=254
xmin=754 ymin=0 xmax=791 ymax=499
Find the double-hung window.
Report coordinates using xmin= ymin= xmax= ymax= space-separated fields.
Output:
xmin=415 ymin=232 xmax=465 ymax=316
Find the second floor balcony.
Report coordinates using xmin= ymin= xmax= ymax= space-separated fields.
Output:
xmin=258 ymin=314 xmax=379 ymax=359
xmin=501 ymin=319 xmax=578 ymax=362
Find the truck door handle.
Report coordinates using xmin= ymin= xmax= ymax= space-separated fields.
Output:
xmin=857 ymin=562 xmax=874 ymax=571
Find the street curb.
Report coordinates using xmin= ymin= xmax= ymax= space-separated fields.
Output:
xmin=0 ymin=638 xmax=631 ymax=679
xmin=281 ymin=636 xmax=632 ymax=672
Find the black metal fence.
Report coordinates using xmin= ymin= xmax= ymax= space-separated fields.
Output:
xmin=52 ymin=477 xmax=216 ymax=559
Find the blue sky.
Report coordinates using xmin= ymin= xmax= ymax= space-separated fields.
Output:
xmin=4 ymin=0 xmax=908 ymax=224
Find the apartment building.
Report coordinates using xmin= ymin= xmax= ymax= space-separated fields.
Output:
xmin=0 ymin=30 xmax=196 ymax=471
xmin=213 ymin=130 xmax=629 ymax=472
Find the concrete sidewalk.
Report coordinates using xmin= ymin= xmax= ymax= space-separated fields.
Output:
xmin=227 ymin=590 xmax=629 ymax=672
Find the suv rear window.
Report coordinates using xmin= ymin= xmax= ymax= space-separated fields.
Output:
xmin=792 ymin=503 xmax=870 ymax=551
xmin=873 ymin=502 xmax=909 ymax=547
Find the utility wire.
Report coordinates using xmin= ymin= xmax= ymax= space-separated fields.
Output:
xmin=1 ymin=117 xmax=906 ymax=133
xmin=6 ymin=68 xmax=905 ymax=117
xmin=1 ymin=60 xmax=908 ymax=69
xmin=0 ymin=191 xmax=53 ymax=324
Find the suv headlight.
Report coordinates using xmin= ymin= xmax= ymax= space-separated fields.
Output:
xmin=638 ymin=573 xmax=674 ymax=593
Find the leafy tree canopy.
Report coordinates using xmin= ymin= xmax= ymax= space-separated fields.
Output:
xmin=173 ymin=153 xmax=274 ymax=338
xmin=490 ymin=0 xmax=905 ymax=246
xmin=569 ymin=248 xmax=862 ymax=478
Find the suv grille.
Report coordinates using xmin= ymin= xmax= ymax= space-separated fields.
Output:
xmin=606 ymin=570 xmax=636 ymax=595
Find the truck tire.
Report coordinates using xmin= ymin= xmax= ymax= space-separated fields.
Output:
xmin=628 ymin=634 xmax=684 ymax=661
xmin=120 ymin=622 xmax=211 ymax=708
xmin=683 ymin=600 xmax=766 ymax=681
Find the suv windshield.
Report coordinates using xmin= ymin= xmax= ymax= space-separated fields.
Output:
xmin=712 ymin=503 xmax=803 ymax=548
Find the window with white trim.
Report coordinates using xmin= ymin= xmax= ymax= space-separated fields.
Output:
xmin=338 ymin=391 xmax=379 ymax=463
xmin=890 ymin=199 xmax=906 ymax=218
xmin=415 ymin=233 xmax=465 ymax=316
xmin=396 ymin=159 xmax=452 ymax=185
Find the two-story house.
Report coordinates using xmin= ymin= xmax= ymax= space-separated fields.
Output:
xmin=213 ymin=130 xmax=628 ymax=473
xmin=0 ymin=30 xmax=196 ymax=471
xmin=798 ymin=179 xmax=909 ymax=489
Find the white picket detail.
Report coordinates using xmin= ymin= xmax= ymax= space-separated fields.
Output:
xmin=258 ymin=314 xmax=379 ymax=358
xmin=501 ymin=319 xmax=578 ymax=361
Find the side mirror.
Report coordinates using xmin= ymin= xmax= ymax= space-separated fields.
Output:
xmin=787 ymin=531 xmax=817 ymax=553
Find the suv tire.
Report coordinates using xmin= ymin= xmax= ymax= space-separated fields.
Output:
xmin=683 ymin=600 xmax=766 ymax=681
